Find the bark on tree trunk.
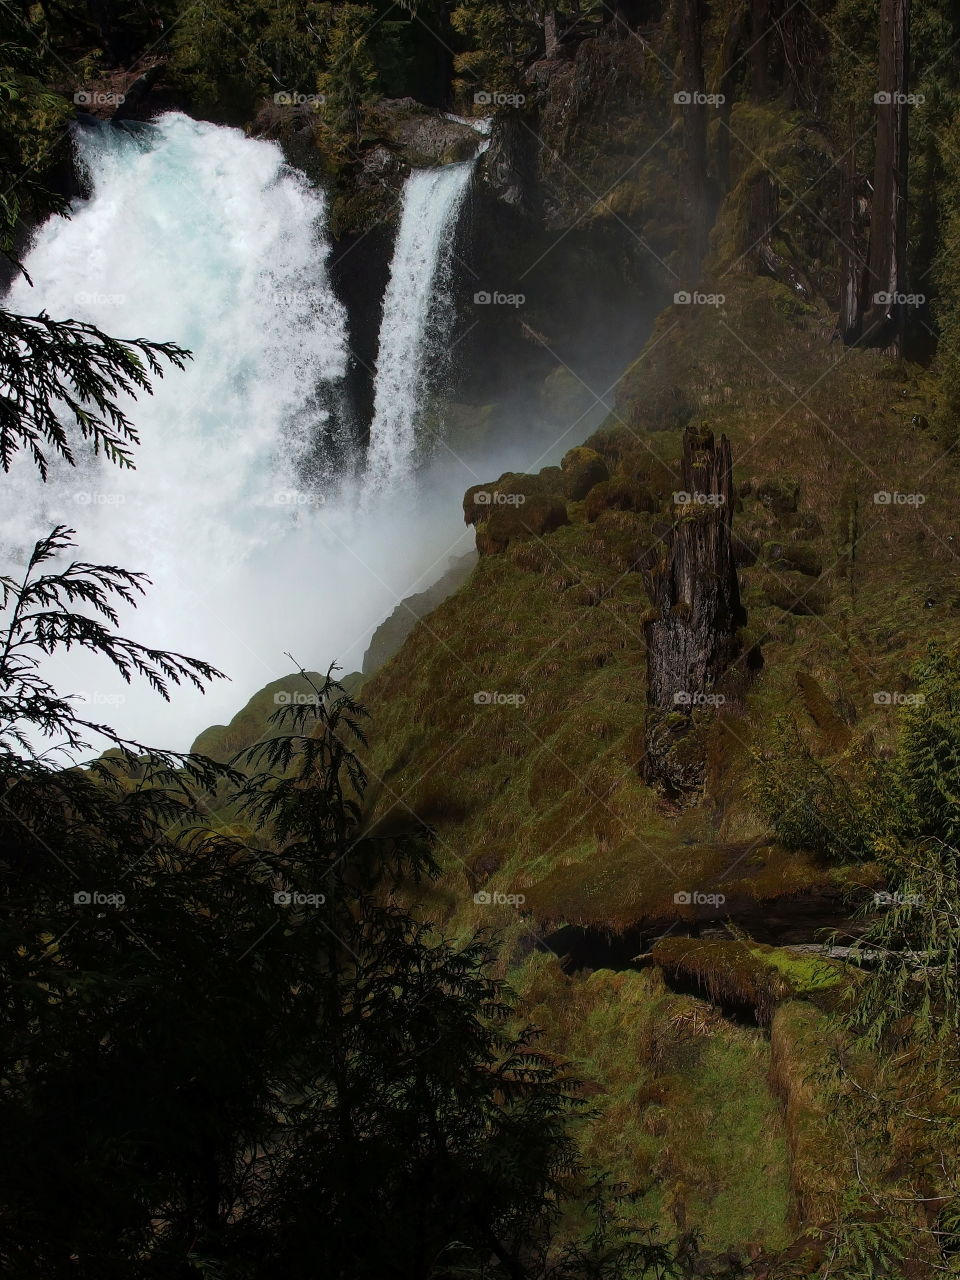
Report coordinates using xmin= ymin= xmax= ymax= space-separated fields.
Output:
xmin=714 ymin=4 xmax=747 ymax=192
xmin=838 ymin=103 xmax=864 ymax=343
xmin=678 ymin=0 xmax=709 ymax=284
xmin=860 ymin=0 xmax=911 ymax=356
xmin=750 ymin=0 xmax=771 ymax=102
xmin=642 ymin=427 xmax=745 ymax=794
xmin=544 ymin=7 xmax=559 ymax=57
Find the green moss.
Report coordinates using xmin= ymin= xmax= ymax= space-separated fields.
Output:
xmin=513 ymin=960 xmax=793 ymax=1256
xmin=759 ymin=948 xmax=844 ymax=996
xmin=560 ymin=446 xmax=609 ymax=501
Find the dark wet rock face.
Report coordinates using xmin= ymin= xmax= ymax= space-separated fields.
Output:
xmin=643 ymin=426 xmax=746 ymax=793
xmin=368 ymin=99 xmax=480 ymax=169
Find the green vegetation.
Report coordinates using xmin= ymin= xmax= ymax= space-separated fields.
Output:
xmin=7 ymin=0 xmax=960 ymax=1274
xmin=0 ymin=158 xmax=688 ymax=1278
xmin=518 ymin=959 xmax=794 ymax=1261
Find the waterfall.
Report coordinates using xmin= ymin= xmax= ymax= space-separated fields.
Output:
xmin=1 ymin=113 xmax=360 ymax=750
xmin=363 ymin=159 xmax=476 ymax=493
xmin=2 ymin=112 xmax=491 ymax=753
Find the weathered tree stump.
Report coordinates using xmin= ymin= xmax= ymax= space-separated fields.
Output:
xmin=642 ymin=425 xmax=746 ymax=794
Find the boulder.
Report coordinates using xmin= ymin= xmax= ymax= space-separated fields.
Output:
xmin=584 ymin=476 xmax=657 ymax=521
xmin=560 ymin=445 xmax=609 ymax=500
xmin=474 ymin=494 xmax=569 ymax=556
xmin=463 ymin=469 xmax=564 ymax=526
xmin=369 ymin=99 xmax=481 ymax=168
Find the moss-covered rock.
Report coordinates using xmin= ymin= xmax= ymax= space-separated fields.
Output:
xmin=539 ymin=365 xmax=597 ymax=422
xmin=759 ymin=538 xmax=823 ymax=577
xmin=755 ymin=476 xmax=801 ymax=515
xmin=367 ymin=98 xmax=480 ymax=168
xmin=560 ymin=445 xmax=609 ymax=500
xmin=474 ymin=493 xmax=570 ymax=555
xmin=584 ymin=475 xmax=657 ymax=521
xmin=463 ymin=469 xmax=565 ymax=526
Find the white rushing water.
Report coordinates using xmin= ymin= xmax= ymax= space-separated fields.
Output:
xmin=1 ymin=113 xmax=477 ymax=753
xmin=363 ymin=160 xmax=475 ymax=494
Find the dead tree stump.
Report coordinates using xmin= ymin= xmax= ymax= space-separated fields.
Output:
xmin=643 ymin=425 xmax=746 ymax=794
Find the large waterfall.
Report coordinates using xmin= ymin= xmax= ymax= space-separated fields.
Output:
xmin=364 ymin=160 xmax=476 ymax=493
xmin=1 ymin=113 xmax=477 ymax=751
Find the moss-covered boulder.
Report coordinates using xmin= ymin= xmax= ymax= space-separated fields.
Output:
xmin=560 ymin=446 xmax=609 ymax=500
xmin=584 ymin=475 xmax=658 ymax=521
xmin=763 ymin=539 xmax=823 ymax=577
xmin=474 ymin=493 xmax=570 ymax=556
xmin=463 ymin=469 xmax=564 ymax=526
xmin=539 ymin=365 xmax=598 ymax=422
xmin=755 ymin=476 xmax=801 ymax=515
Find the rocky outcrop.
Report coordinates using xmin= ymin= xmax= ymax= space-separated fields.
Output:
xmin=361 ymin=552 xmax=477 ymax=678
xmin=481 ymin=114 xmax=538 ymax=209
xmin=367 ymin=99 xmax=482 ymax=169
xmin=463 ymin=469 xmax=570 ymax=555
xmin=560 ymin=445 xmax=608 ymax=500
xmin=642 ymin=425 xmax=746 ymax=792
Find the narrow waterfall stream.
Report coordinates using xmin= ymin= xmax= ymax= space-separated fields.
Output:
xmin=364 ymin=160 xmax=476 ymax=494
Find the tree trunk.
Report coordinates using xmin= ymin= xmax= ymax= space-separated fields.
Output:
xmin=678 ymin=0 xmax=709 ymax=283
xmin=750 ymin=0 xmax=770 ymax=102
xmin=838 ymin=103 xmax=864 ymax=343
xmin=714 ymin=3 xmax=747 ymax=192
xmin=642 ymin=427 xmax=745 ymax=794
xmin=860 ymin=0 xmax=911 ymax=356
xmin=544 ymin=7 xmax=559 ymax=57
